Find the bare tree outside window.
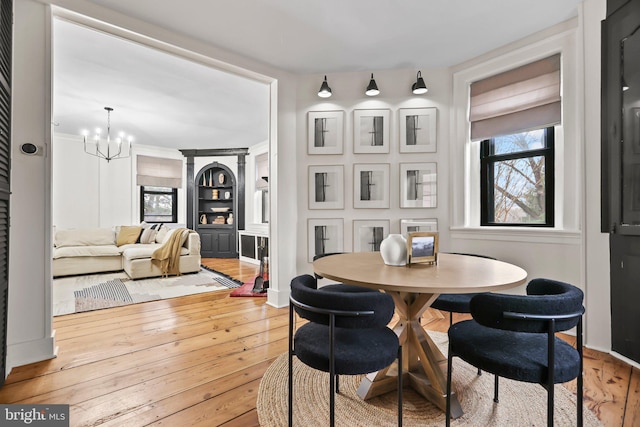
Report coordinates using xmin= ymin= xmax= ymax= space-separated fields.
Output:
xmin=481 ymin=128 xmax=554 ymax=226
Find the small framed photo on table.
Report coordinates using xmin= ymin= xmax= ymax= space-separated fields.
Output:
xmin=407 ymin=231 xmax=438 ymax=265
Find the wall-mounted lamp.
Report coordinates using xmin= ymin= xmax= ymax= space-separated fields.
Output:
xmin=318 ymin=75 xmax=332 ymax=98
xmin=365 ymin=73 xmax=380 ymax=96
xmin=412 ymin=71 xmax=428 ymax=95
xmin=622 ymin=76 xmax=630 ymax=91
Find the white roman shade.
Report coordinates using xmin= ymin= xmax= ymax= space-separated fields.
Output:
xmin=136 ymin=155 xmax=183 ymax=188
xmin=469 ymin=53 xmax=561 ymax=141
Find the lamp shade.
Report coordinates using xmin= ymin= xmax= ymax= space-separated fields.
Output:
xmin=318 ymin=75 xmax=332 ymax=98
xmin=366 ymin=73 xmax=380 ymax=96
xmin=412 ymin=71 xmax=428 ymax=95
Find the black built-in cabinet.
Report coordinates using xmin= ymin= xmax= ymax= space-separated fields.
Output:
xmin=196 ymin=163 xmax=238 ymax=258
xmin=601 ymin=0 xmax=640 ymax=363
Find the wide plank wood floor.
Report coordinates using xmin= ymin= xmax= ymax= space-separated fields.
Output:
xmin=0 ymin=258 xmax=637 ymax=426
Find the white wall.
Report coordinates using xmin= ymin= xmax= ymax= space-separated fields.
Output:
xmin=52 ymin=134 xmax=187 ymax=228
xmin=8 ymin=0 xmax=56 ymax=370
xmin=582 ymin=0 xmax=611 ymax=352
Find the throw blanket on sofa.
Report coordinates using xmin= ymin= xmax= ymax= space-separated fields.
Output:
xmin=151 ymin=228 xmax=188 ymax=277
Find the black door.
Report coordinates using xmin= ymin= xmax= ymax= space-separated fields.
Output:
xmin=602 ymin=0 xmax=640 ymax=363
xmin=0 ymin=0 xmax=12 ymax=387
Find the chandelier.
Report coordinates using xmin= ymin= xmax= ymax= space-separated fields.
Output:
xmin=82 ymin=106 xmax=132 ymax=162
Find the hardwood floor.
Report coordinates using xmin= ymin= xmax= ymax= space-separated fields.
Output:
xmin=0 ymin=259 xmax=637 ymax=426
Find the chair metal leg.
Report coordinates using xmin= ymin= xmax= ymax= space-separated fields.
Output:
xmin=578 ymin=317 xmax=584 ymax=427
xmin=288 ymin=304 xmax=294 ymax=427
xmin=446 ymin=341 xmax=453 ymax=427
xmin=336 ymin=374 xmax=340 ymax=394
xmin=493 ymin=375 xmax=499 ymax=403
xmin=398 ymin=345 xmax=403 ymax=427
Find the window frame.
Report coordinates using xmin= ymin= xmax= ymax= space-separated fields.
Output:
xmin=480 ymin=127 xmax=555 ymax=227
xmin=139 ymin=185 xmax=178 ymax=223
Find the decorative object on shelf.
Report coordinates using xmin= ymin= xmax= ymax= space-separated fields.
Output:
xmin=317 ymin=75 xmax=332 ymax=98
xmin=380 ymin=234 xmax=407 ymax=266
xmin=412 ymin=71 xmax=428 ymax=94
xmin=81 ymin=106 xmax=132 ymax=162
xmin=209 ymin=171 xmax=213 ymax=187
xmin=201 ymin=174 xmax=206 ymax=186
xmin=308 ymin=110 xmax=345 ymax=155
xmin=224 ymin=191 xmax=231 ymax=199
xmin=365 ymin=73 xmax=380 ymax=96
xmin=407 ymin=231 xmax=438 ymax=265
xmin=211 ymin=207 xmax=230 ymax=212
xmin=212 ymin=189 xmax=219 ymax=200
xmin=200 ymin=214 xmax=207 ymax=224
xmin=227 ymin=213 xmax=234 ymax=225
xmin=213 ymin=215 xmax=226 ymax=224
xmin=218 ymin=173 xmax=225 ymax=185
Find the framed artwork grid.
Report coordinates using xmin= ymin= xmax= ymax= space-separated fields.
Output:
xmin=353 ymin=109 xmax=391 ymax=154
xmin=307 ymin=218 xmax=344 ymax=262
xmin=353 ymin=220 xmax=389 ymax=252
xmin=308 ymin=165 xmax=344 ymax=209
xmin=399 ymin=107 xmax=437 ymax=153
xmin=308 ymin=111 xmax=344 ymax=155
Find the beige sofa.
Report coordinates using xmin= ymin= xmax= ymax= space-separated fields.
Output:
xmin=53 ymin=225 xmax=201 ymax=279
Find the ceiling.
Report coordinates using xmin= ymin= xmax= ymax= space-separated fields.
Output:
xmin=53 ymin=0 xmax=583 ymax=151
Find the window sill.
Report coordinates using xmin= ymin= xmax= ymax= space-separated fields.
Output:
xmin=450 ymin=226 xmax=582 ymax=245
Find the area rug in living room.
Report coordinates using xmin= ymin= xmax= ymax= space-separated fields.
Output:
xmin=258 ymin=331 xmax=603 ymax=427
xmin=53 ymin=268 xmax=241 ymax=316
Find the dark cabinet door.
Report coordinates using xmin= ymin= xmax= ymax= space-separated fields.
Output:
xmin=0 ymin=0 xmax=11 ymax=388
xmin=602 ymin=0 xmax=640 ymax=363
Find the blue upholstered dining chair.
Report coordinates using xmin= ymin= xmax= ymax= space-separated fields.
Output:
xmin=288 ymin=274 xmax=403 ymax=427
xmin=445 ymin=278 xmax=585 ymax=427
xmin=430 ymin=253 xmax=496 ymax=326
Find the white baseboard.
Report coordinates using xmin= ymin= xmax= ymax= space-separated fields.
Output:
xmin=6 ymin=333 xmax=57 ymax=377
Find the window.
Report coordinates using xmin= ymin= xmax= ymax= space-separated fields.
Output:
xmin=480 ymin=127 xmax=554 ymax=226
xmin=140 ymin=186 xmax=177 ymax=223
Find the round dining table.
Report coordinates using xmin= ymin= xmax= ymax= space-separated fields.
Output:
xmin=313 ymin=251 xmax=527 ymax=418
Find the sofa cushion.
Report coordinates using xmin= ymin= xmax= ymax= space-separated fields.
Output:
xmin=122 ymin=244 xmax=188 ymax=261
xmin=55 ymin=228 xmax=115 ymax=248
xmin=139 ymin=223 xmax=161 ymax=244
xmin=162 ymin=228 xmax=190 ymax=247
xmin=117 ymin=226 xmax=143 ymax=246
xmin=53 ymin=245 xmax=122 ymax=259
xmin=155 ymin=225 xmax=169 ymax=243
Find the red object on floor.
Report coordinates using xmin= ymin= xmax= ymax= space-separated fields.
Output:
xmin=229 ymin=281 xmax=267 ymax=297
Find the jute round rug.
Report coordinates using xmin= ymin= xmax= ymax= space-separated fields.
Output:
xmin=257 ymin=331 xmax=603 ymax=427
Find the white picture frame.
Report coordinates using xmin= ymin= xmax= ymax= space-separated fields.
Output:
xmin=308 ymin=110 xmax=344 ymax=155
xmin=307 ymin=218 xmax=344 ymax=262
xmin=400 ymin=162 xmax=437 ymax=208
xmin=353 ymin=109 xmax=390 ymax=154
xmin=308 ymin=165 xmax=344 ymax=210
xmin=354 ymin=163 xmax=390 ymax=209
xmin=399 ymin=107 xmax=437 ymax=153
xmin=353 ymin=220 xmax=389 ymax=252
xmin=400 ymin=218 xmax=439 ymax=238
